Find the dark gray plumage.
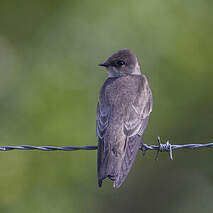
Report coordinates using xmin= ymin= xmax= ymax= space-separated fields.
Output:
xmin=96 ymin=49 xmax=152 ymax=188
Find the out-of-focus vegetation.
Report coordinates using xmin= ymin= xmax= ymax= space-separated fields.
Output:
xmin=0 ymin=0 xmax=213 ymax=212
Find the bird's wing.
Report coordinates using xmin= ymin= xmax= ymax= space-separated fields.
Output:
xmin=96 ymin=100 xmax=110 ymax=187
xmin=96 ymin=102 xmax=109 ymax=139
xmin=114 ymin=76 xmax=152 ymax=188
xmin=124 ymin=76 xmax=152 ymax=137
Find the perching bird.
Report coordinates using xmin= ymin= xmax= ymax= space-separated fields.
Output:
xmin=96 ymin=49 xmax=152 ymax=188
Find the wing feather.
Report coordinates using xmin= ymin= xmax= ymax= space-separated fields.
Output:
xmin=96 ymin=102 xmax=109 ymax=139
xmin=124 ymin=76 xmax=152 ymax=137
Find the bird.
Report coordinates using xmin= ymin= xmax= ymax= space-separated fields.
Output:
xmin=96 ymin=49 xmax=152 ymax=188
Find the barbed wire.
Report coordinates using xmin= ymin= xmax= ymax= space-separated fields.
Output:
xmin=0 ymin=137 xmax=213 ymax=160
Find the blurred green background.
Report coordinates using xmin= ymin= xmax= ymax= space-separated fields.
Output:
xmin=0 ymin=0 xmax=213 ymax=212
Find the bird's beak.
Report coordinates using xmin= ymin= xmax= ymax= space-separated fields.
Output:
xmin=98 ymin=62 xmax=108 ymax=67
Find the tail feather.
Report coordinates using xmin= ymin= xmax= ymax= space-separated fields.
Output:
xmin=98 ymin=134 xmax=142 ymax=188
xmin=97 ymin=138 xmax=107 ymax=186
xmin=113 ymin=134 xmax=142 ymax=188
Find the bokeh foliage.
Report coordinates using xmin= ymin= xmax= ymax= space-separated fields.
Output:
xmin=0 ymin=0 xmax=213 ymax=212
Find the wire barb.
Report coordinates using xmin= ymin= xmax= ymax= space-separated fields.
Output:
xmin=155 ymin=136 xmax=173 ymax=160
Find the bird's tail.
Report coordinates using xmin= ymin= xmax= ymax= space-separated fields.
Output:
xmin=113 ymin=134 xmax=142 ymax=188
xmin=97 ymin=134 xmax=141 ymax=188
xmin=97 ymin=136 xmax=123 ymax=187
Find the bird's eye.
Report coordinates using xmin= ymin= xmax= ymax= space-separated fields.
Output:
xmin=117 ymin=60 xmax=126 ymax=66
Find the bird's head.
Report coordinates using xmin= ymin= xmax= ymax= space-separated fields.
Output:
xmin=99 ymin=49 xmax=141 ymax=77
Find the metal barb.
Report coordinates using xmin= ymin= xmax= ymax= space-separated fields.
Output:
xmin=155 ymin=136 xmax=173 ymax=160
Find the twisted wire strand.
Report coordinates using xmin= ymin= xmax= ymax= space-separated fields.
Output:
xmin=0 ymin=137 xmax=213 ymax=160
xmin=0 ymin=145 xmax=97 ymax=151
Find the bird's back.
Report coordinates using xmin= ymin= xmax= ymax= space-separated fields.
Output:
xmin=97 ymin=74 xmax=152 ymax=188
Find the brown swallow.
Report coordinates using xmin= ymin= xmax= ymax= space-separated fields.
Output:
xmin=96 ymin=49 xmax=152 ymax=188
